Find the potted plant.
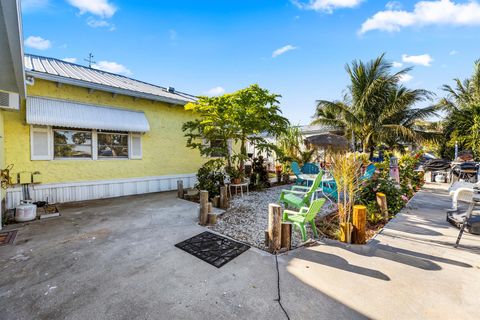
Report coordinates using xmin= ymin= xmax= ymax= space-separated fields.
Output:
xmin=228 ymin=166 xmax=245 ymax=184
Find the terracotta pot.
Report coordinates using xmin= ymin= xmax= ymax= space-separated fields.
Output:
xmin=232 ymin=178 xmax=242 ymax=184
xmin=340 ymin=222 xmax=353 ymax=243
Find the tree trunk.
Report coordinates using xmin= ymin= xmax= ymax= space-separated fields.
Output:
xmin=240 ymin=136 xmax=247 ymax=171
xmin=369 ymin=146 xmax=375 ymax=160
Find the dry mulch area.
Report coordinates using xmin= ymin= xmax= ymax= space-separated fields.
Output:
xmin=208 ymin=185 xmax=336 ymax=251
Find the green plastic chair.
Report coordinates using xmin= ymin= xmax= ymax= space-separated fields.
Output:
xmin=282 ymin=198 xmax=326 ymax=242
xmin=279 ymin=172 xmax=323 ymax=209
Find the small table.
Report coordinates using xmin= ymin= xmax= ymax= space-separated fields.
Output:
xmin=229 ymin=182 xmax=249 ymax=197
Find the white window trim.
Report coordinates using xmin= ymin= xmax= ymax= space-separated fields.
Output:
xmin=30 ymin=125 xmax=53 ymax=160
xmin=30 ymin=126 xmax=143 ymax=161
xmin=129 ymin=133 xmax=142 ymax=160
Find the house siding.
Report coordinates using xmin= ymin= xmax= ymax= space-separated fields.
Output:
xmin=3 ymin=79 xmax=202 ymax=207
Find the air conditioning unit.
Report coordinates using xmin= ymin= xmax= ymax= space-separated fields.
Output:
xmin=0 ymin=91 xmax=20 ymax=110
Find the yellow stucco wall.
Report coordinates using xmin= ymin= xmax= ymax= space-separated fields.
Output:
xmin=3 ymin=79 xmax=203 ymax=184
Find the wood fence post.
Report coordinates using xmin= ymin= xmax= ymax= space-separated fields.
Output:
xmin=281 ymin=223 xmax=292 ymax=250
xmin=376 ymin=192 xmax=388 ymax=222
xmin=268 ymin=203 xmax=282 ymax=253
xmin=220 ymin=186 xmax=229 ymax=209
xmin=352 ymin=205 xmax=367 ymax=244
xmin=199 ymin=190 xmax=209 ymax=226
xmin=177 ymin=180 xmax=184 ymax=198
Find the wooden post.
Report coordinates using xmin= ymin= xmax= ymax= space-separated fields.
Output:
xmin=207 ymin=202 xmax=212 ymax=213
xmin=276 ymin=172 xmax=282 ymax=184
xmin=281 ymin=223 xmax=292 ymax=250
xmin=220 ymin=186 xmax=229 ymax=209
xmin=352 ymin=205 xmax=367 ymax=244
xmin=376 ymin=192 xmax=388 ymax=222
xmin=199 ymin=190 xmax=209 ymax=226
xmin=268 ymin=203 xmax=282 ymax=253
xmin=207 ymin=213 xmax=217 ymax=225
xmin=264 ymin=230 xmax=270 ymax=247
xmin=212 ymin=196 xmax=220 ymax=208
xmin=177 ymin=180 xmax=184 ymax=199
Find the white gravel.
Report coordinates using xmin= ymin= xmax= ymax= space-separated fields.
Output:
xmin=208 ymin=185 xmax=335 ymax=251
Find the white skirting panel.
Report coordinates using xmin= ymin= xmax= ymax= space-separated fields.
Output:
xmin=5 ymin=173 xmax=197 ymax=209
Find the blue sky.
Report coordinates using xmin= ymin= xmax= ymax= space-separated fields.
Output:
xmin=21 ymin=0 xmax=480 ymax=124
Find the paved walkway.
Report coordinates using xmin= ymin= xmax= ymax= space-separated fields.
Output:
xmin=0 ymin=184 xmax=478 ymax=319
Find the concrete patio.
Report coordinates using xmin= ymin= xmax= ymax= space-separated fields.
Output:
xmin=0 ymin=184 xmax=478 ymax=319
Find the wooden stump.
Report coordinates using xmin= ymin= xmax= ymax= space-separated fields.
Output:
xmin=177 ymin=180 xmax=184 ymax=199
xmin=207 ymin=202 xmax=212 ymax=213
xmin=199 ymin=190 xmax=209 ymax=226
xmin=268 ymin=203 xmax=282 ymax=253
xmin=376 ymin=192 xmax=388 ymax=222
xmin=281 ymin=223 xmax=292 ymax=250
xmin=220 ymin=186 xmax=229 ymax=209
xmin=264 ymin=230 xmax=270 ymax=247
xmin=276 ymin=172 xmax=282 ymax=184
xmin=352 ymin=205 xmax=367 ymax=244
xmin=207 ymin=213 xmax=217 ymax=225
xmin=212 ymin=196 xmax=220 ymax=208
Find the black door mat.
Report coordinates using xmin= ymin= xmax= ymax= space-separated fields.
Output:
xmin=175 ymin=231 xmax=250 ymax=268
xmin=0 ymin=230 xmax=17 ymax=246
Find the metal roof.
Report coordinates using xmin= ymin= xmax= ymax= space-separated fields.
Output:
xmin=24 ymin=54 xmax=196 ymax=105
xmin=27 ymin=96 xmax=150 ymax=132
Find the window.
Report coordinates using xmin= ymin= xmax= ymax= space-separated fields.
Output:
xmin=53 ymin=129 xmax=92 ymax=159
xmin=209 ymin=139 xmax=225 ymax=158
xmin=31 ymin=126 xmax=142 ymax=161
xmin=97 ymin=132 xmax=129 ymax=158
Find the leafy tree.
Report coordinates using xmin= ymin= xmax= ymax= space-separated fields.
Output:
xmin=183 ymin=84 xmax=290 ymax=169
xmin=312 ymin=54 xmax=437 ymax=158
xmin=440 ymin=60 xmax=480 ymax=159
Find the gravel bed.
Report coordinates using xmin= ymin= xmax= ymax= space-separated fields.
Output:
xmin=208 ymin=185 xmax=335 ymax=251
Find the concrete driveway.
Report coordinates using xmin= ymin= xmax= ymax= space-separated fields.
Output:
xmin=0 ymin=186 xmax=478 ymax=319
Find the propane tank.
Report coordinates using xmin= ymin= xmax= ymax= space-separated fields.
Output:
xmin=15 ymin=201 xmax=37 ymax=222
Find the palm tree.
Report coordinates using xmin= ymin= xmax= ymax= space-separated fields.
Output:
xmin=440 ymin=60 xmax=480 ymax=159
xmin=313 ymin=54 xmax=437 ymax=157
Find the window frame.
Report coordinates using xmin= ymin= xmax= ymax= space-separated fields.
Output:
xmin=96 ymin=131 xmax=130 ymax=160
xmin=30 ymin=126 xmax=143 ymax=161
xmin=52 ymin=127 xmax=94 ymax=160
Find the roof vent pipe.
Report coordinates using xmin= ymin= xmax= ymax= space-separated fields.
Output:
xmin=167 ymin=87 xmax=175 ymax=93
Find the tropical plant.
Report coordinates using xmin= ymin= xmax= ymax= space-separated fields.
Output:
xmin=330 ymin=152 xmax=362 ymax=242
xmin=183 ymin=84 xmax=290 ymax=170
xmin=275 ymin=126 xmax=315 ymax=166
xmin=313 ymin=54 xmax=437 ymax=158
xmin=439 ymin=59 xmax=480 ymax=159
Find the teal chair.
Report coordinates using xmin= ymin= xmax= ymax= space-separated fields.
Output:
xmin=291 ymin=161 xmax=306 ymax=185
xmin=301 ymin=163 xmax=320 ymax=174
xmin=279 ymin=172 xmax=323 ymax=209
xmin=362 ymin=163 xmax=376 ymax=180
xmin=282 ymin=198 xmax=326 ymax=241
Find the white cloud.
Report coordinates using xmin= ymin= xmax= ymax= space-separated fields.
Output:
xmin=62 ymin=57 xmax=77 ymax=63
xmin=360 ymin=0 xmax=480 ymax=34
xmin=22 ymin=0 xmax=49 ymax=11
xmin=449 ymin=50 xmax=459 ymax=55
xmin=86 ymin=17 xmax=115 ymax=30
xmin=392 ymin=61 xmax=403 ymax=68
xmin=92 ymin=61 xmax=132 ymax=76
xmin=272 ymin=45 xmax=298 ymax=58
xmin=205 ymin=87 xmax=226 ymax=96
xmin=292 ymin=0 xmax=363 ymax=13
xmin=399 ymin=74 xmax=414 ymax=83
xmin=67 ymin=0 xmax=117 ymax=18
xmin=402 ymin=54 xmax=433 ymax=66
xmin=24 ymin=36 xmax=51 ymax=50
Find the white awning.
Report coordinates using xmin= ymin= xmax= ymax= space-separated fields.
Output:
xmin=26 ymin=97 xmax=150 ymax=132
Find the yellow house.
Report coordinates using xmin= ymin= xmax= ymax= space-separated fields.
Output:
xmin=3 ymin=54 xmax=204 ymax=208
xmin=1 ymin=52 xmax=204 ymax=209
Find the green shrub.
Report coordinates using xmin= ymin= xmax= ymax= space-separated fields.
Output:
xmin=195 ymin=160 xmax=225 ymax=199
xmin=358 ymin=176 xmax=405 ymax=220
